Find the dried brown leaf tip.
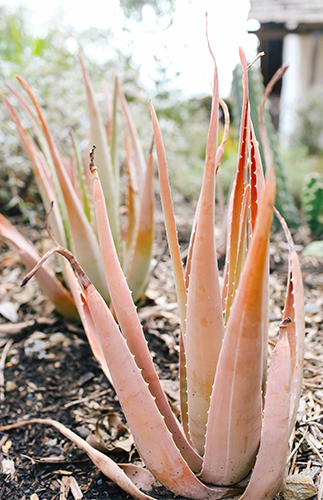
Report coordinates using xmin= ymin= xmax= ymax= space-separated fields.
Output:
xmin=89 ymin=144 xmax=97 ymax=172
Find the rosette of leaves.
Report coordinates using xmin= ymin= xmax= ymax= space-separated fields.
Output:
xmin=0 ymin=46 xmax=305 ymax=500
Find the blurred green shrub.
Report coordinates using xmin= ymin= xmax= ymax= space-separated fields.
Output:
xmin=293 ymin=87 xmax=323 ymax=155
xmin=302 ymin=172 xmax=323 ymax=236
xmin=279 ymin=146 xmax=322 ymax=206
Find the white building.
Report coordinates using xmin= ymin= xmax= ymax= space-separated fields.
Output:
xmin=248 ymin=0 xmax=323 ymax=142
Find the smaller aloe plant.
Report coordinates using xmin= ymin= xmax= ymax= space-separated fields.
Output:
xmin=0 ymin=44 xmax=304 ymax=500
xmin=0 ymin=59 xmax=154 ymax=317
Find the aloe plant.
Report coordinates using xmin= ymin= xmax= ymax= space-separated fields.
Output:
xmin=0 ymin=60 xmax=154 ymax=316
xmin=0 ymin=46 xmax=304 ymax=500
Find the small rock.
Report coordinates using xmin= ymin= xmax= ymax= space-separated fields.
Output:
xmin=75 ymin=426 xmax=90 ymax=439
xmin=5 ymin=381 xmax=17 ymax=392
xmin=2 ymin=439 xmax=12 ymax=453
xmin=77 ymin=372 xmax=95 ymax=387
xmin=281 ymin=474 xmax=317 ymax=500
xmin=24 ymin=338 xmax=46 ymax=359
xmin=1 ymin=458 xmax=15 ymax=475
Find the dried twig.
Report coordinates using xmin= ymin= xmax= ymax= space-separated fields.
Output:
xmin=0 ymin=339 xmax=13 ymax=401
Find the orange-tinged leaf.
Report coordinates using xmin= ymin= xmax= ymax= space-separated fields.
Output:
xmin=234 ymin=184 xmax=251 ymax=289
xmin=223 ymin=48 xmax=249 ymax=322
xmin=249 ymin=120 xmax=265 ymax=232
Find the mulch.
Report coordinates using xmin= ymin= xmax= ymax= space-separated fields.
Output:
xmin=0 ymin=206 xmax=323 ymax=500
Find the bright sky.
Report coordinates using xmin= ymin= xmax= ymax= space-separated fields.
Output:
xmin=4 ymin=0 xmax=259 ymax=97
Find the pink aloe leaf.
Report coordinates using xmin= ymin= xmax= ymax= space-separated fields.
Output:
xmin=150 ymin=101 xmax=193 ymax=446
xmin=80 ymin=57 xmax=120 ymax=249
xmin=126 ymin=141 xmax=155 ymax=302
xmin=0 ymin=215 xmax=78 ymax=321
xmin=150 ymin=103 xmax=187 ymax=338
xmin=222 ymin=48 xmax=249 ymax=323
xmin=116 ymin=76 xmax=146 ymax=184
xmin=201 ymin=166 xmax=276 ymax=486
xmin=0 ymin=418 xmax=156 ymax=500
xmin=15 ymin=75 xmax=110 ymax=303
xmin=90 ymin=161 xmax=202 ymax=472
xmin=185 ymin=61 xmax=230 ymax=296
xmin=62 ymin=260 xmax=113 ymax=386
xmin=184 ymin=48 xmax=225 ymax=455
xmin=274 ymin=209 xmax=305 ymax=433
xmin=239 ymin=320 xmax=292 ymax=500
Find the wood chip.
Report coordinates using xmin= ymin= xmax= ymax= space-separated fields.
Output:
xmin=69 ymin=476 xmax=83 ymax=500
xmin=59 ymin=476 xmax=70 ymax=500
xmin=2 ymin=438 xmax=12 ymax=453
xmin=282 ymin=474 xmax=317 ymax=500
